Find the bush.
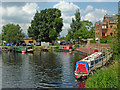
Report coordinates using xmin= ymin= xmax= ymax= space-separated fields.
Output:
xmin=90 ymin=39 xmax=96 ymax=43
xmin=100 ymin=38 xmax=107 ymax=43
xmin=86 ymin=62 xmax=119 ymax=88
xmin=55 ymin=47 xmax=59 ymax=52
xmin=74 ymin=44 xmax=80 ymax=49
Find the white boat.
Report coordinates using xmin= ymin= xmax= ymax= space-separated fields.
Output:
xmin=26 ymin=47 xmax=33 ymax=53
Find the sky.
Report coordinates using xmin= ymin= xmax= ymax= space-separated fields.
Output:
xmin=0 ymin=0 xmax=119 ymax=37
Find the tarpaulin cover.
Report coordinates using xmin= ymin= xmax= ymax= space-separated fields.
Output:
xmin=5 ymin=43 xmax=11 ymax=46
xmin=75 ymin=61 xmax=89 ymax=74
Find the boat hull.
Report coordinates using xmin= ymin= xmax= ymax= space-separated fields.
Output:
xmin=22 ymin=51 xmax=26 ymax=53
xmin=75 ymin=73 xmax=89 ymax=79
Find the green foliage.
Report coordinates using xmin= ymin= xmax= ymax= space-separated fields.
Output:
xmin=86 ymin=62 xmax=119 ymax=88
xmin=100 ymin=38 xmax=107 ymax=43
xmin=100 ymin=35 xmax=112 ymax=43
xmin=81 ymin=20 xmax=95 ymax=39
xmin=48 ymin=49 xmax=52 ymax=53
xmin=74 ymin=44 xmax=80 ymax=49
xmin=55 ymin=47 xmax=59 ymax=52
xmin=0 ymin=34 xmax=2 ymax=43
xmin=108 ymin=15 xmax=120 ymax=61
xmin=65 ymin=30 xmax=72 ymax=41
xmin=65 ymin=10 xmax=94 ymax=42
xmin=28 ymin=9 xmax=63 ymax=42
xmin=2 ymin=24 xmax=25 ymax=43
xmin=90 ymin=39 xmax=96 ymax=43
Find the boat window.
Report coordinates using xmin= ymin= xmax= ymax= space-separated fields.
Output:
xmin=91 ymin=61 xmax=94 ymax=67
xmin=95 ymin=59 xmax=98 ymax=64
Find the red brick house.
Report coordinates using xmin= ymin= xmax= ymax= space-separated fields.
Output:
xmin=95 ymin=14 xmax=117 ymax=43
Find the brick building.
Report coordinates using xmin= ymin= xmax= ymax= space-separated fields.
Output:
xmin=95 ymin=14 xmax=117 ymax=43
xmin=20 ymin=37 xmax=36 ymax=45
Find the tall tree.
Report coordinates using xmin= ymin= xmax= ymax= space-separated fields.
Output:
xmin=2 ymin=24 xmax=25 ymax=43
xmin=0 ymin=34 xmax=2 ymax=43
xmin=66 ymin=9 xmax=95 ymax=42
xmin=110 ymin=15 xmax=120 ymax=60
xmin=80 ymin=20 xmax=95 ymax=39
xmin=70 ymin=9 xmax=82 ymax=39
xmin=28 ymin=9 xmax=63 ymax=42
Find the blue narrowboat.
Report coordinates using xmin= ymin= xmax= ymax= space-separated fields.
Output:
xmin=75 ymin=51 xmax=103 ymax=79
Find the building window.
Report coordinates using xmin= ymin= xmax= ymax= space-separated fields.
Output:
xmin=110 ymin=25 xmax=113 ymax=28
xmin=102 ymin=33 xmax=104 ymax=36
xmin=105 ymin=33 xmax=107 ymax=36
xmin=110 ymin=33 xmax=113 ymax=36
xmin=102 ymin=33 xmax=106 ymax=36
xmin=29 ymin=41 xmax=33 ymax=43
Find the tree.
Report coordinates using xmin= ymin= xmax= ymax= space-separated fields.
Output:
xmin=0 ymin=34 xmax=2 ymax=43
xmin=81 ymin=20 xmax=95 ymax=38
xmin=28 ymin=9 xmax=63 ymax=42
xmin=70 ymin=9 xmax=82 ymax=39
xmin=2 ymin=24 xmax=25 ymax=43
xmin=65 ymin=10 xmax=94 ymax=42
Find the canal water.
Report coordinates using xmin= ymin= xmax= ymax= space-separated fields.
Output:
xmin=2 ymin=51 xmax=86 ymax=88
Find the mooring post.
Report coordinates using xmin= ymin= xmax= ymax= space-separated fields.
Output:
xmin=89 ymin=47 xmax=90 ymax=55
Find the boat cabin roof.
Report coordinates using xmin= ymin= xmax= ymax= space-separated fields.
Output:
xmin=78 ymin=52 xmax=102 ymax=63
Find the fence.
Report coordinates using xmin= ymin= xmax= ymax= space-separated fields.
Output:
xmin=90 ymin=51 xmax=113 ymax=71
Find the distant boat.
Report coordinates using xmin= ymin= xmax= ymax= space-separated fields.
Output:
xmin=26 ymin=46 xmax=33 ymax=53
xmin=75 ymin=51 xmax=103 ymax=79
xmin=22 ymin=50 xmax=26 ymax=54
xmin=59 ymin=45 xmax=73 ymax=52
xmin=15 ymin=47 xmax=26 ymax=53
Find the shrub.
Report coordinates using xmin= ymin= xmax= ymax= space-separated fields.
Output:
xmin=86 ymin=62 xmax=119 ymax=88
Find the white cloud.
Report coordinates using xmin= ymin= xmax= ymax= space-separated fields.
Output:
xmin=54 ymin=1 xmax=80 ymax=16
xmin=2 ymin=3 xmax=38 ymax=24
xmin=22 ymin=3 xmax=38 ymax=14
xmin=60 ymin=23 xmax=70 ymax=37
xmin=54 ymin=1 xmax=109 ymax=36
xmin=61 ymin=14 xmax=75 ymax=23
xmin=1 ymin=3 xmax=38 ymax=34
xmin=83 ymin=8 xmax=108 ymax=22
xmin=54 ymin=1 xmax=79 ymax=36
xmin=62 ymin=23 xmax=70 ymax=30
xmin=84 ymin=5 xmax=93 ymax=14
xmin=19 ymin=23 xmax=31 ymax=34
xmin=2 ymin=0 xmax=119 ymax=2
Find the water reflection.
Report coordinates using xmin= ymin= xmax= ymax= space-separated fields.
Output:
xmin=2 ymin=52 xmax=86 ymax=88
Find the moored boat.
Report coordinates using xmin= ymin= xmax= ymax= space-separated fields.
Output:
xmin=26 ymin=46 xmax=33 ymax=53
xmin=59 ymin=45 xmax=73 ymax=52
xmin=75 ymin=51 xmax=103 ymax=79
xmin=22 ymin=50 xmax=26 ymax=54
xmin=15 ymin=47 xmax=26 ymax=53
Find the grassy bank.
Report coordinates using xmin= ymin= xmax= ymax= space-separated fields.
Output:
xmin=86 ymin=61 xmax=119 ymax=88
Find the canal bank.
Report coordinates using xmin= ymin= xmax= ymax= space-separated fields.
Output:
xmin=85 ymin=60 xmax=119 ymax=88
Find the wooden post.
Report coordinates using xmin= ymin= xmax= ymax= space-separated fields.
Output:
xmin=89 ymin=47 xmax=90 ymax=55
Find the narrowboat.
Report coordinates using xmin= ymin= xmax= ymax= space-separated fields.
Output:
xmin=26 ymin=47 xmax=33 ymax=53
xmin=59 ymin=45 xmax=73 ymax=52
xmin=15 ymin=47 xmax=26 ymax=53
xmin=75 ymin=51 xmax=103 ymax=79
